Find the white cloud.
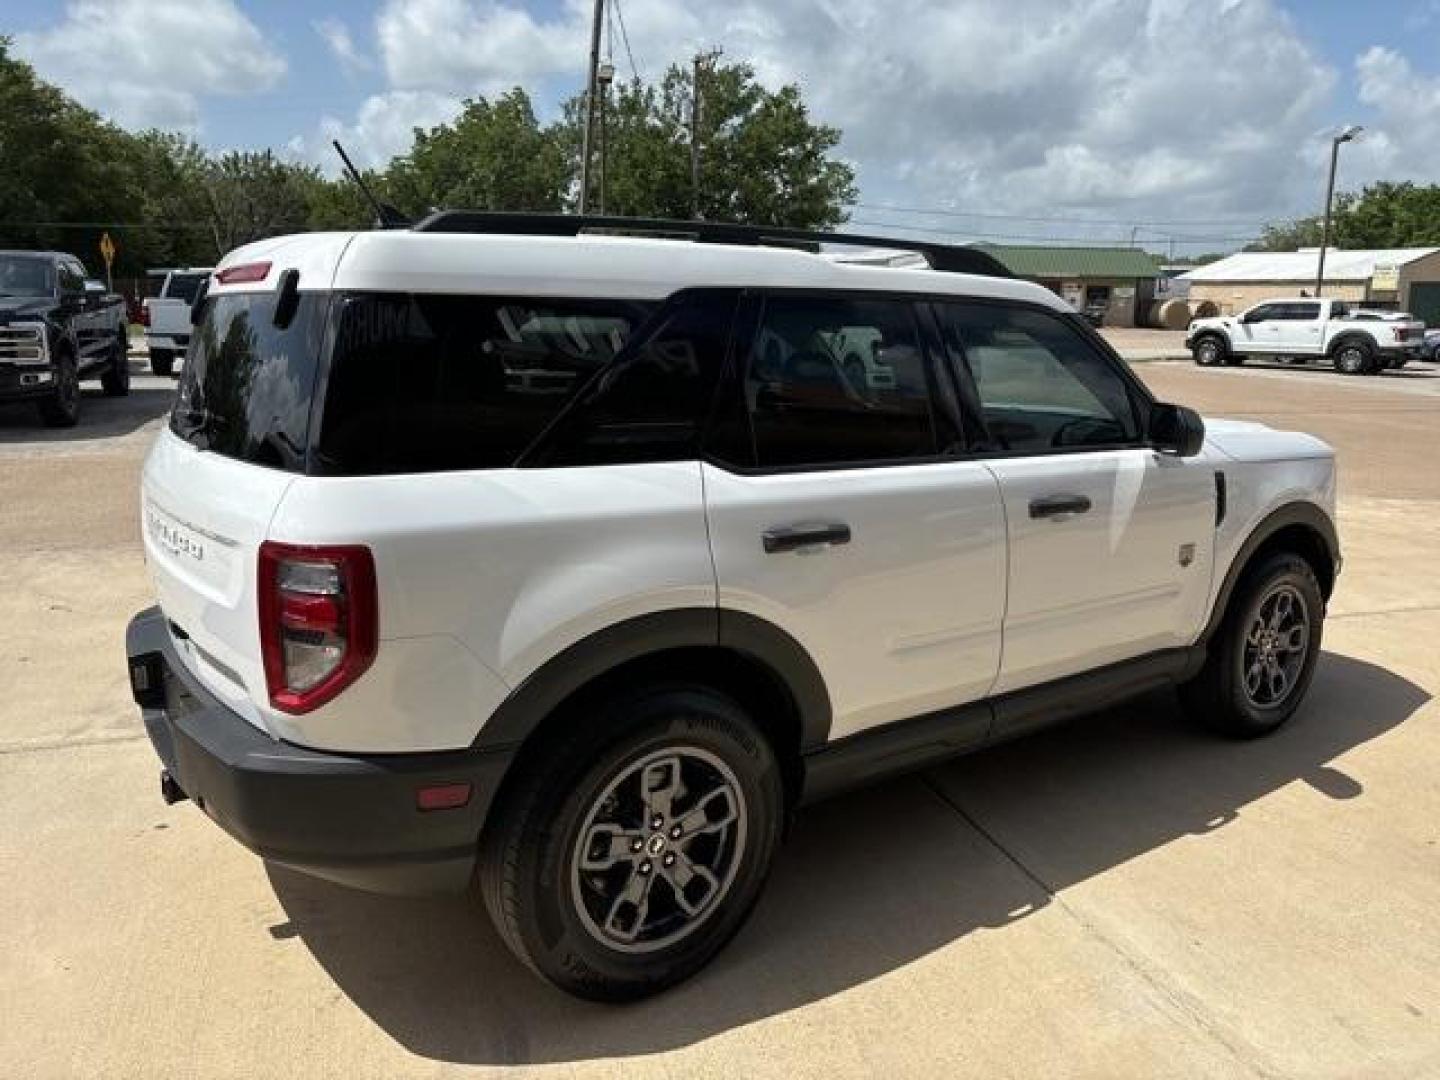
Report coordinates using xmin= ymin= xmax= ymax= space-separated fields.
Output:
xmin=1346 ymin=46 xmax=1440 ymax=185
xmin=14 ymin=0 xmax=286 ymax=133
xmin=376 ymin=0 xmax=581 ymax=95
xmin=297 ymin=90 xmax=464 ymax=171
xmin=314 ymin=16 xmax=373 ymax=75
xmin=304 ymin=0 xmax=1334 ymax=244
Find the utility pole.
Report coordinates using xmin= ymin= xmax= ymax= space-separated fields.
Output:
xmin=1316 ymin=124 xmax=1362 ymax=298
xmin=690 ymin=53 xmax=704 ymax=220
xmin=578 ymin=0 xmax=604 ymax=214
xmin=597 ymin=62 xmax=614 ymax=214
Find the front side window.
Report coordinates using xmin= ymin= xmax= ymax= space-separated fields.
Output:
xmin=1279 ymin=302 xmax=1321 ymax=321
xmin=744 ymin=295 xmax=938 ymax=468
xmin=171 ymin=291 xmax=328 ymax=471
xmin=938 ymin=302 xmax=1139 ymax=454
xmin=1246 ymin=304 xmax=1279 ymax=322
xmin=311 ymin=294 xmax=654 ymax=475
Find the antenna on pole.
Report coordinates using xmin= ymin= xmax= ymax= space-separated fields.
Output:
xmin=332 ymin=140 xmax=409 ymax=229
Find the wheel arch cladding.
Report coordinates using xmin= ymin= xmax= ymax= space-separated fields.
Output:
xmin=1328 ymin=332 xmax=1371 ymax=356
xmin=1204 ymin=503 xmax=1338 ymax=643
xmin=472 ymin=608 xmax=831 ymax=806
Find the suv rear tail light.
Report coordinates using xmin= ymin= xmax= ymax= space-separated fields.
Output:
xmin=258 ymin=542 xmax=377 ymax=714
xmin=139 ymin=305 xmax=150 ymax=327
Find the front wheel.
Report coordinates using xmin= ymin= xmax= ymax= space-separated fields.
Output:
xmin=38 ymin=352 xmax=81 ymax=427
xmin=479 ymin=685 xmax=785 ymax=1001
xmin=1180 ymin=552 xmax=1324 ymax=738
xmin=1192 ymin=337 xmax=1225 ymax=366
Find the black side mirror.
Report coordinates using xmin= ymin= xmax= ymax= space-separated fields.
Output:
xmin=1149 ymin=402 xmax=1205 ymax=457
xmin=1241 ymin=310 xmax=1260 ymax=324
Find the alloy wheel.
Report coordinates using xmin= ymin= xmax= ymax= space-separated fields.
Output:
xmin=570 ymin=746 xmax=747 ymax=954
xmin=1241 ymin=583 xmax=1310 ymax=708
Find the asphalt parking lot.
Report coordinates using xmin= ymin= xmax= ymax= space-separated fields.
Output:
xmin=3 ymin=354 xmax=1438 ymax=1078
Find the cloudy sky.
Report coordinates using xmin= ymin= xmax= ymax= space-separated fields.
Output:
xmin=11 ymin=0 xmax=1440 ymax=252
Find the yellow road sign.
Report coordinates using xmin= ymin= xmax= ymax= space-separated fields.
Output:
xmin=99 ymin=231 xmax=116 ymax=267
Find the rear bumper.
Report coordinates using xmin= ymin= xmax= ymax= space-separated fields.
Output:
xmin=125 ymin=606 xmax=512 ymax=895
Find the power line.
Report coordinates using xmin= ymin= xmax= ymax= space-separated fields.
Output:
xmin=612 ymin=0 xmax=641 ymax=80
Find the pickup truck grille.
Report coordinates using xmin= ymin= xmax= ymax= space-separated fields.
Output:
xmin=0 ymin=324 xmax=47 ymax=365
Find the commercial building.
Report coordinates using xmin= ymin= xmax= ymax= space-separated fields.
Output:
xmin=1179 ymin=248 xmax=1440 ymax=324
xmin=976 ymin=245 xmax=1162 ymax=328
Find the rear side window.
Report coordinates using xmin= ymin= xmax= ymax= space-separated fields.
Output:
xmin=743 ymin=295 xmax=938 ymax=468
xmin=531 ymin=291 xmax=737 ymax=466
xmin=938 ymin=302 xmax=1139 ymax=454
xmin=311 ymin=295 xmax=654 ymax=475
xmin=171 ymin=291 xmax=328 ymax=471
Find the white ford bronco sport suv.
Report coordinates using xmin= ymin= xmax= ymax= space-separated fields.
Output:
xmin=126 ymin=214 xmax=1339 ymax=1000
xmin=1187 ymin=296 xmax=1426 ymax=374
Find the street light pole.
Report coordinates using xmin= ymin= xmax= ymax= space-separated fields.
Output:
xmin=1315 ymin=124 xmax=1362 ymax=298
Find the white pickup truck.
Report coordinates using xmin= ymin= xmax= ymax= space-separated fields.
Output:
xmin=140 ymin=268 xmax=211 ymax=376
xmin=1187 ymin=297 xmax=1427 ymax=375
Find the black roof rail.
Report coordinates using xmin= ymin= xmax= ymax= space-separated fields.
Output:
xmin=410 ymin=210 xmax=1013 ymax=278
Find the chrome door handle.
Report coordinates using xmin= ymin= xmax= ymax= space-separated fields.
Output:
xmin=762 ymin=523 xmax=852 ymax=553
xmin=1029 ymin=494 xmax=1092 ymax=519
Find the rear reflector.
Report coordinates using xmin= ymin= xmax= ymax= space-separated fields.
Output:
xmin=217 ymin=261 xmax=272 ymax=285
xmin=416 ymin=783 xmax=473 ymax=811
xmin=258 ymin=542 xmax=377 ymax=714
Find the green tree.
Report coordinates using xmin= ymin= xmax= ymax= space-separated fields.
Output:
xmin=1249 ymin=183 xmax=1440 ymax=252
xmin=564 ymin=56 xmax=856 ymax=228
xmin=385 ymin=89 xmax=568 ymax=215
xmin=0 ymin=38 xmax=149 ymax=277
xmin=200 ymin=151 xmax=319 ymax=253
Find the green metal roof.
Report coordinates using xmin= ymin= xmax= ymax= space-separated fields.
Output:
xmin=976 ymin=244 xmax=1161 ymax=279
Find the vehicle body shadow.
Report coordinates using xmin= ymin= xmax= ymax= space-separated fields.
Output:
xmin=0 ymin=360 xmax=174 ymax=444
xmin=265 ymin=650 xmax=1426 ymax=1066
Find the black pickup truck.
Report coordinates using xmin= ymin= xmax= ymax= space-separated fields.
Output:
xmin=0 ymin=250 xmax=130 ymax=427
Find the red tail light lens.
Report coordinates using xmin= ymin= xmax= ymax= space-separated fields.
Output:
xmin=258 ymin=542 xmax=377 ymax=714
xmin=139 ymin=305 xmax=151 ymax=327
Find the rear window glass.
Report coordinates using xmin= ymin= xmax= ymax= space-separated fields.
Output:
xmin=310 ymin=294 xmax=655 ymax=475
xmin=165 ymin=273 xmax=208 ymax=304
xmin=170 ymin=292 xmax=328 ymax=471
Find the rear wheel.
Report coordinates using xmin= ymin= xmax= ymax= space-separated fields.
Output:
xmin=1332 ymin=340 xmax=1373 ymax=375
xmin=479 ymin=684 xmax=785 ymax=1001
xmin=38 ymin=351 xmax=81 ymax=428
xmin=100 ymin=335 xmax=131 ymax=396
xmin=150 ymin=348 xmax=174 ymax=377
xmin=1180 ymin=552 xmax=1324 ymax=738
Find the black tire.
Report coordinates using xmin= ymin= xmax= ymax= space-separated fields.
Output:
xmin=1191 ymin=336 xmax=1226 ymax=366
xmin=100 ymin=336 xmax=131 ymax=396
xmin=1332 ymin=339 xmax=1373 ymax=375
xmin=479 ymin=684 xmax=786 ymax=1001
xmin=150 ymin=348 xmax=174 ymax=378
xmin=38 ymin=351 xmax=81 ymax=428
xmin=1180 ymin=552 xmax=1324 ymax=738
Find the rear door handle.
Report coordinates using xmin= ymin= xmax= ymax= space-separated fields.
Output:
xmin=762 ymin=523 xmax=852 ymax=553
xmin=1029 ymin=494 xmax=1092 ymax=519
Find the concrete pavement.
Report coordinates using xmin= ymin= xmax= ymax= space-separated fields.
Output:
xmin=2 ymin=357 xmax=1438 ymax=1078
